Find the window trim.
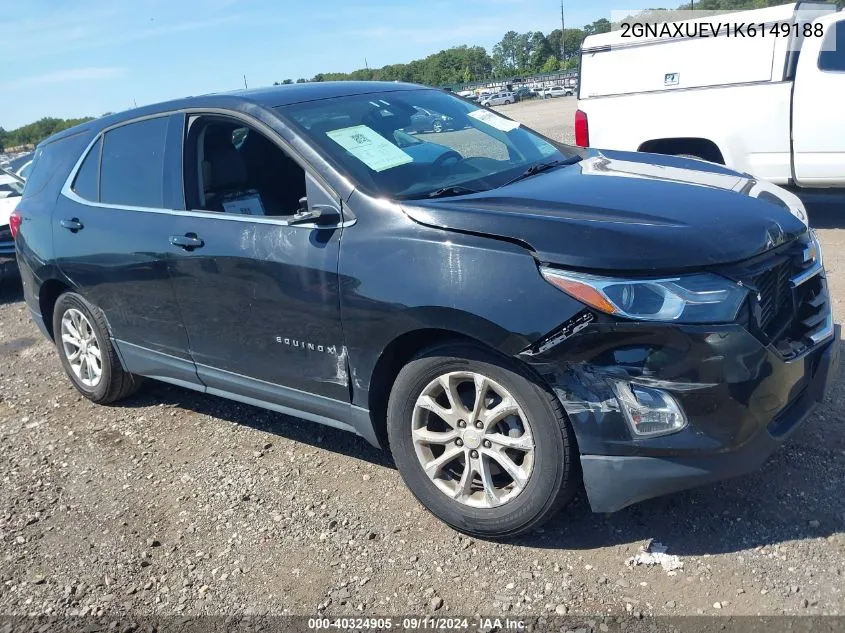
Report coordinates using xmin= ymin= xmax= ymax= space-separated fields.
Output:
xmin=60 ymin=108 xmax=354 ymax=229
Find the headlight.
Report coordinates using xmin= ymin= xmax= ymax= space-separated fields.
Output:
xmin=540 ymin=268 xmax=748 ymax=323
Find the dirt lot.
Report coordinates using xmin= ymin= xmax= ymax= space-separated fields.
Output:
xmin=0 ymin=98 xmax=843 ymax=622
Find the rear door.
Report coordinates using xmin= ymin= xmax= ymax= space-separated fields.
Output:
xmin=53 ymin=113 xmax=199 ymax=386
xmin=792 ymin=14 xmax=845 ymax=187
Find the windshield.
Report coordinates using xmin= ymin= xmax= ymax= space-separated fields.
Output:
xmin=277 ymin=88 xmax=578 ymax=200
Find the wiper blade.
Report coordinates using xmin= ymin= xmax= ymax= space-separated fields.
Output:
xmin=425 ymin=185 xmax=480 ymax=199
xmin=502 ymin=156 xmax=581 ymax=187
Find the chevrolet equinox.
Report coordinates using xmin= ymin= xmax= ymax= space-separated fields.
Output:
xmin=11 ymin=82 xmax=840 ymax=538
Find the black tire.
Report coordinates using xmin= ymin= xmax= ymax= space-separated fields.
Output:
xmin=432 ymin=120 xmax=444 ymax=133
xmin=387 ymin=342 xmax=579 ymax=538
xmin=52 ymin=292 xmax=143 ymax=404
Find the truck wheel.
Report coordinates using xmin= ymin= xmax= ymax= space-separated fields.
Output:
xmin=53 ymin=292 xmax=143 ymax=404
xmin=387 ymin=342 xmax=579 ymax=538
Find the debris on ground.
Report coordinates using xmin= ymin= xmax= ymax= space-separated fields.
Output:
xmin=626 ymin=540 xmax=684 ymax=574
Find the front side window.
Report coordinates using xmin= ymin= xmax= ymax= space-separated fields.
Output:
xmin=184 ymin=117 xmax=306 ymax=216
xmin=819 ymin=20 xmax=845 ymax=72
xmin=278 ymin=88 xmax=577 ymax=200
xmin=100 ymin=117 xmax=168 ymax=208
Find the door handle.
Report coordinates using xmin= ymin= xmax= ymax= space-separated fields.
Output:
xmin=170 ymin=233 xmax=204 ymax=250
xmin=60 ymin=218 xmax=84 ymax=232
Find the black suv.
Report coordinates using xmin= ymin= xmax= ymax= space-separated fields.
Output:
xmin=12 ymin=82 xmax=839 ymax=538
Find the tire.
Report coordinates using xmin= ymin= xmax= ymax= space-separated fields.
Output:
xmin=432 ymin=120 xmax=444 ymax=133
xmin=387 ymin=342 xmax=579 ymax=538
xmin=52 ymin=292 xmax=143 ymax=404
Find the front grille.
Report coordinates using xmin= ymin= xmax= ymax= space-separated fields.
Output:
xmin=752 ymin=260 xmax=792 ymax=332
xmin=728 ymin=235 xmax=831 ymax=359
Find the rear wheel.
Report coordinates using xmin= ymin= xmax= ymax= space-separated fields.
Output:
xmin=53 ymin=292 xmax=143 ymax=404
xmin=387 ymin=343 xmax=579 ymax=538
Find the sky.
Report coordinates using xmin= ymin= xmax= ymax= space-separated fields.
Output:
xmin=0 ymin=0 xmax=649 ymax=130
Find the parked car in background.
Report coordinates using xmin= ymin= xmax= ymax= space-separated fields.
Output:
xmin=12 ymin=82 xmax=838 ymax=538
xmin=480 ymin=91 xmax=515 ymax=106
xmin=514 ymin=87 xmax=536 ymax=101
xmin=407 ymin=106 xmax=456 ymax=133
xmin=577 ymin=2 xmax=845 ymax=187
xmin=0 ymin=167 xmax=24 ymax=282
xmin=544 ymin=86 xmax=574 ymax=98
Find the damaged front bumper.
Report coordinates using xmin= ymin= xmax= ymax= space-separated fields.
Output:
xmin=521 ymin=319 xmax=841 ymax=513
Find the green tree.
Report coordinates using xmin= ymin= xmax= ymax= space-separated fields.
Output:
xmin=562 ymin=28 xmax=586 ymax=62
xmin=541 ymin=56 xmax=560 ymax=73
xmin=584 ymin=18 xmax=611 ymax=36
xmin=492 ymin=30 xmax=520 ymax=76
xmin=529 ymin=32 xmax=555 ymax=71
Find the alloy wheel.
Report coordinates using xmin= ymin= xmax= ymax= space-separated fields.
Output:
xmin=60 ymin=308 xmax=103 ymax=388
xmin=411 ymin=371 xmax=535 ymax=508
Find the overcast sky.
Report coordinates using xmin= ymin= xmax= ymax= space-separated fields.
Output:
xmin=1 ymin=0 xmax=648 ymax=129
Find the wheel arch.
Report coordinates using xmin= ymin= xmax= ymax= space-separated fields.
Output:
xmin=38 ymin=278 xmax=73 ymax=341
xmin=365 ymin=321 xmax=555 ymax=450
xmin=638 ymin=137 xmax=726 ymax=164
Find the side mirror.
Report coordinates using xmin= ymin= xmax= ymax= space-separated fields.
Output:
xmin=287 ymin=203 xmax=342 ymax=227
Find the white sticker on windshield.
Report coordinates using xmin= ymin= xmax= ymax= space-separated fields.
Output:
xmin=468 ymin=109 xmax=521 ymax=132
xmin=325 ymin=125 xmax=413 ymax=172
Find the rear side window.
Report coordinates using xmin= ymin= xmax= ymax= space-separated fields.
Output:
xmin=100 ymin=117 xmax=168 ymax=208
xmin=72 ymin=138 xmax=101 ymax=202
xmin=818 ymin=21 xmax=845 ymax=72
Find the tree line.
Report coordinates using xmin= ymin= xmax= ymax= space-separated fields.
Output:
xmin=274 ymin=18 xmax=613 ymax=87
xmin=0 ymin=117 xmax=94 ymax=152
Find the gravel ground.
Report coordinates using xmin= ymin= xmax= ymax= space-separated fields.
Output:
xmin=0 ymin=99 xmax=843 ymax=621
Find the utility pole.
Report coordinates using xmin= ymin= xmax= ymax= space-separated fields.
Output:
xmin=243 ymin=74 xmax=248 ymax=89
xmin=560 ymin=0 xmax=566 ymax=63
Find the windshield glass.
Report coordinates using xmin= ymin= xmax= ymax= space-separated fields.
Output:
xmin=277 ymin=88 xmax=578 ymax=200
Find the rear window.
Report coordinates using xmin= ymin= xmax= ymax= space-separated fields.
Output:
xmin=22 ymin=132 xmax=90 ymax=200
xmin=100 ymin=117 xmax=168 ymax=208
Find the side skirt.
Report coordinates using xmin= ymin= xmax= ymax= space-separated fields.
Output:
xmin=113 ymin=340 xmax=380 ymax=447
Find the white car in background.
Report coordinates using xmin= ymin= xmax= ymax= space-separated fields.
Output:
xmin=0 ymin=167 xmax=24 ymax=283
xmin=543 ymin=85 xmax=574 ymax=98
xmin=480 ymin=91 xmax=515 ymax=106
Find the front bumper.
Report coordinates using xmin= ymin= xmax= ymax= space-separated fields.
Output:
xmin=523 ymin=320 xmax=840 ymax=513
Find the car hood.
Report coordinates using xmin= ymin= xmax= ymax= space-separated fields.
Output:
xmin=401 ymin=149 xmax=810 ymax=271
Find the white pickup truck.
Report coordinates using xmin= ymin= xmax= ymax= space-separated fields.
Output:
xmin=576 ymin=2 xmax=845 ymax=188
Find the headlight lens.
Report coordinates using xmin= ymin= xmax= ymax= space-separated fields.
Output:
xmin=611 ymin=381 xmax=687 ymax=437
xmin=540 ymin=268 xmax=748 ymax=323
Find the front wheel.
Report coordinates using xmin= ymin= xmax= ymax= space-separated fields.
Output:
xmin=53 ymin=292 xmax=143 ymax=404
xmin=387 ymin=343 xmax=579 ymax=538
xmin=432 ymin=120 xmax=444 ymax=133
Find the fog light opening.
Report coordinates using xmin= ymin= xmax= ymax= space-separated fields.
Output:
xmin=612 ymin=381 xmax=687 ymax=437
